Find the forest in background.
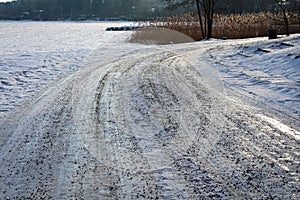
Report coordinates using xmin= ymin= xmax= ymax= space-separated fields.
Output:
xmin=0 ymin=0 xmax=300 ymax=21
xmin=0 ymin=0 xmax=161 ymax=20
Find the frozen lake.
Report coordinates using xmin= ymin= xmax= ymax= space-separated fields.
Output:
xmin=0 ymin=21 xmax=133 ymax=114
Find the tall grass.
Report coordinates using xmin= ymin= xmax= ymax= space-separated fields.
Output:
xmin=147 ymin=12 xmax=300 ymax=40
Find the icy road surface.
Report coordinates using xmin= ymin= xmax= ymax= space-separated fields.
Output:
xmin=0 ymin=22 xmax=299 ymax=199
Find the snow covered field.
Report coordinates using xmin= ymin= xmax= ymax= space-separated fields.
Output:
xmin=0 ymin=22 xmax=299 ymax=199
xmin=0 ymin=21 xmax=134 ymax=114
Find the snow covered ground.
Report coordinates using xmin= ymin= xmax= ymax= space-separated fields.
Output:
xmin=0 ymin=21 xmax=134 ymax=114
xmin=205 ymin=35 xmax=300 ymax=127
xmin=0 ymin=22 xmax=299 ymax=199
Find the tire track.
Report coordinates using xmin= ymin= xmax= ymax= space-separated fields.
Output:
xmin=0 ymin=76 xmax=77 ymax=198
xmin=1 ymin=42 xmax=299 ymax=199
xmin=100 ymin=50 xmax=225 ymax=199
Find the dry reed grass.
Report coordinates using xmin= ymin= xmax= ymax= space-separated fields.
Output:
xmin=129 ymin=27 xmax=195 ymax=45
xmin=146 ymin=12 xmax=300 ymax=40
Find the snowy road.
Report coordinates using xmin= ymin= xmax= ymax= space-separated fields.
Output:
xmin=1 ymin=36 xmax=300 ymax=199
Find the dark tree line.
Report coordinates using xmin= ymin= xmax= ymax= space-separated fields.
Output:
xmin=1 ymin=0 xmax=299 ymax=23
xmin=0 ymin=0 xmax=161 ymax=20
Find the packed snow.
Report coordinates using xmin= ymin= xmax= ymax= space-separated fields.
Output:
xmin=0 ymin=21 xmax=299 ymax=199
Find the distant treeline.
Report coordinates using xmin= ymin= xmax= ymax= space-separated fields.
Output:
xmin=0 ymin=0 xmax=162 ymax=20
xmin=0 ymin=0 xmax=299 ymax=21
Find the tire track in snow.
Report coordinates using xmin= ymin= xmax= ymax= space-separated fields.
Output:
xmin=95 ymin=50 xmax=225 ymax=199
xmin=94 ymin=59 xmax=161 ymax=199
xmin=0 ymin=75 xmax=78 ymax=198
xmin=1 ymin=41 xmax=299 ymax=199
xmin=0 ymin=47 xmax=227 ymax=199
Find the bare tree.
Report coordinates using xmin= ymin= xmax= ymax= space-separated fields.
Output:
xmin=162 ymin=0 xmax=217 ymax=39
xmin=275 ymin=0 xmax=290 ymax=36
xmin=197 ymin=0 xmax=216 ymax=39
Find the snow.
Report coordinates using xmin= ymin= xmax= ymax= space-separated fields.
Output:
xmin=1 ymin=22 xmax=298 ymax=124
xmin=0 ymin=21 xmax=299 ymax=199
xmin=205 ymin=35 xmax=300 ymax=126
xmin=0 ymin=21 xmax=134 ymax=114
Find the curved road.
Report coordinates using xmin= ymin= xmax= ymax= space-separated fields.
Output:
xmin=1 ymin=43 xmax=299 ymax=199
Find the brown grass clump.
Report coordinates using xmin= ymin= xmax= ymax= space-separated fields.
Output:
xmin=128 ymin=27 xmax=195 ymax=45
xmin=148 ymin=13 xmax=202 ymax=40
xmin=147 ymin=12 xmax=300 ymax=40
